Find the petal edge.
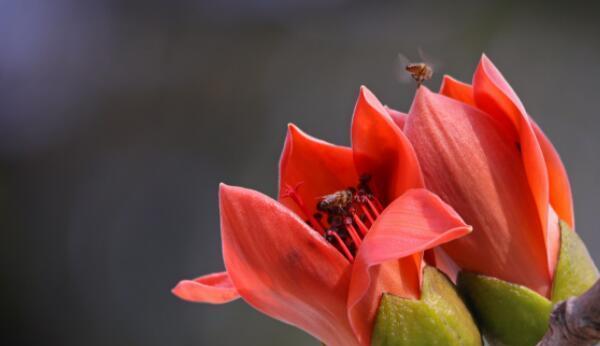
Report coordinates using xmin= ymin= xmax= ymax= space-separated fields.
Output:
xmin=351 ymin=86 xmax=424 ymax=204
xmin=172 ymin=271 xmax=240 ymax=304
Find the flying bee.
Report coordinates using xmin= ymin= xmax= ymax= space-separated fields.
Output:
xmin=317 ymin=188 xmax=355 ymax=214
xmin=396 ymin=48 xmax=440 ymax=88
xmin=405 ymin=63 xmax=433 ymax=86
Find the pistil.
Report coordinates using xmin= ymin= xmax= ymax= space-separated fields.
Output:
xmin=281 ymin=182 xmax=326 ymax=235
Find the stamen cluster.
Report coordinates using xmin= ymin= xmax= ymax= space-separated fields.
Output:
xmin=283 ymin=175 xmax=383 ymax=261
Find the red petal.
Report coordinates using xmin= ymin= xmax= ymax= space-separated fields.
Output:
xmin=384 ymin=105 xmax=408 ymax=130
xmin=440 ymin=75 xmax=475 ymax=106
xmin=405 ymin=87 xmax=552 ymax=296
xmin=220 ymin=184 xmax=358 ymax=346
xmin=172 ymin=271 xmax=240 ymax=304
xmin=351 ymin=86 xmax=424 ymax=205
xmin=279 ymin=124 xmax=358 ymax=220
xmin=547 ymin=206 xmax=561 ymax=275
xmin=441 ymin=74 xmax=574 ymax=230
xmin=473 ymin=55 xmax=555 ymax=278
xmin=428 ymin=247 xmax=461 ymax=283
xmin=347 ymin=189 xmax=472 ymax=345
xmin=532 ymin=121 xmax=575 ymax=228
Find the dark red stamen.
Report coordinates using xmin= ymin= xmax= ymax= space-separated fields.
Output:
xmin=327 ymin=230 xmax=354 ymax=261
xmin=345 ymin=220 xmax=362 ymax=247
xmin=359 ymin=204 xmax=375 ymax=225
xmin=371 ymin=197 xmax=384 ymax=213
xmin=366 ymin=198 xmax=381 ymax=217
xmin=352 ymin=212 xmax=369 ymax=236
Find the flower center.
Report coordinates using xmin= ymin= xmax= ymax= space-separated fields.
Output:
xmin=282 ymin=175 xmax=383 ymax=261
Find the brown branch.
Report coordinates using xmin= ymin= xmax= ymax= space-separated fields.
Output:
xmin=538 ymin=279 xmax=600 ymax=346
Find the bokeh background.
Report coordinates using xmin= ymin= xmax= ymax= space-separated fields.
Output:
xmin=2 ymin=0 xmax=600 ymax=345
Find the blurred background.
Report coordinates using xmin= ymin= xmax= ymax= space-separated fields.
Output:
xmin=2 ymin=0 xmax=600 ymax=345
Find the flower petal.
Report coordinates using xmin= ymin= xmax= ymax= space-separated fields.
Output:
xmin=405 ymin=87 xmax=551 ymax=296
xmin=384 ymin=105 xmax=408 ymax=130
xmin=279 ymin=124 xmax=358 ymax=220
xmin=351 ymin=86 xmax=424 ymax=205
xmin=347 ymin=189 xmax=472 ymax=345
xmin=531 ymin=121 xmax=574 ymax=228
xmin=441 ymin=74 xmax=574 ymax=230
xmin=473 ymin=55 xmax=554 ymax=277
xmin=440 ymin=75 xmax=475 ymax=106
xmin=172 ymin=271 xmax=240 ymax=304
xmin=428 ymin=247 xmax=462 ymax=283
xmin=220 ymin=184 xmax=358 ymax=346
xmin=547 ymin=205 xmax=561 ymax=276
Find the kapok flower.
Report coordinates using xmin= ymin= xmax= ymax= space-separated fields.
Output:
xmin=398 ymin=55 xmax=573 ymax=297
xmin=172 ymin=87 xmax=472 ymax=346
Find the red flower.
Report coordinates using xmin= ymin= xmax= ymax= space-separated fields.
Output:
xmin=401 ymin=55 xmax=573 ymax=297
xmin=173 ymin=87 xmax=471 ymax=345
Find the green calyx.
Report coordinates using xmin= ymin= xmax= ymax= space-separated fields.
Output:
xmin=551 ymin=221 xmax=599 ymax=303
xmin=371 ymin=266 xmax=482 ymax=346
xmin=457 ymin=272 xmax=553 ymax=346
xmin=457 ymin=221 xmax=599 ymax=346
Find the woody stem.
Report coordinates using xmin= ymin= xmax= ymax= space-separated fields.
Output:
xmin=537 ymin=278 xmax=600 ymax=346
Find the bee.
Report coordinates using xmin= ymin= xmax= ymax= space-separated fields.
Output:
xmin=405 ymin=63 xmax=433 ymax=86
xmin=396 ymin=49 xmax=439 ymax=87
xmin=317 ymin=189 xmax=355 ymax=214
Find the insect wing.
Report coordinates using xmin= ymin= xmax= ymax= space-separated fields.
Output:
xmin=395 ymin=53 xmax=413 ymax=83
xmin=417 ymin=47 xmax=443 ymax=72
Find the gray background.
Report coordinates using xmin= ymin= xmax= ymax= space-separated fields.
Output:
xmin=1 ymin=1 xmax=599 ymax=345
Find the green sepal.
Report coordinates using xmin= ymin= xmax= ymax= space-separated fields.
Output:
xmin=457 ymin=221 xmax=599 ymax=346
xmin=371 ymin=266 xmax=481 ymax=346
xmin=457 ymin=271 xmax=552 ymax=346
xmin=551 ymin=221 xmax=599 ymax=303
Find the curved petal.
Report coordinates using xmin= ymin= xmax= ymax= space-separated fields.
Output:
xmin=384 ymin=105 xmax=407 ymax=130
xmin=473 ymin=55 xmax=554 ymax=277
xmin=279 ymin=124 xmax=358 ymax=221
xmin=547 ymin=205 xmax=561 ymax=275
xmin=220 ymin=184 xmax=358 ymax=346
xmin=405 ymin=87 xmax=551 ymax=296
xmin=347 ymin=189 xmax=472 ymax=345
xmin=351 ymin=86 xmax=424 ymax=205
xmin=440 ymin=75 xmax=475 ymax=106
xmin=531 ymin=120 xmax=575 ymax=228
xmin=441 ymin=74 xmax=574 ymax=230
xmin=427 ymin=247 xmax=461 ymax=283
xmin=172 ymin=271 xmax=240 ymax=304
